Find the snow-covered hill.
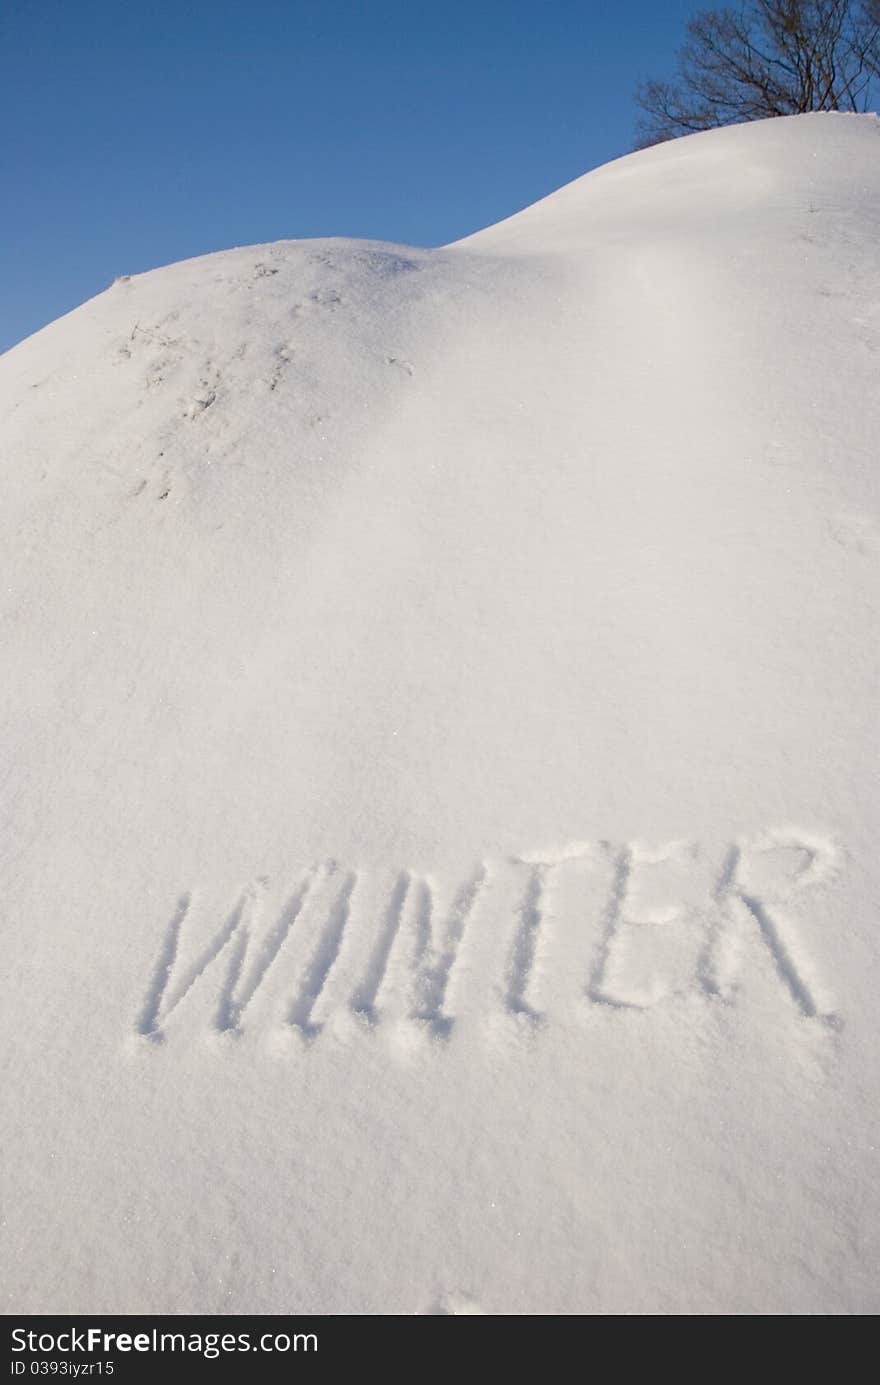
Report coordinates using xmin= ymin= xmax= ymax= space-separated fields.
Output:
xmin=1 ymin=112 xmax=879 ymax=1314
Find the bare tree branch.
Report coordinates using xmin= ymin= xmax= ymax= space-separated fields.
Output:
xmin=635 ymin=0 xmax=880 ymax=144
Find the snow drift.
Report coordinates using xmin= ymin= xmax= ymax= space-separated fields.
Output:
xmin=1 ymin=112 xmax=879 ymax=1313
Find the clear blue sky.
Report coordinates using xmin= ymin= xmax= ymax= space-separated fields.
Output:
xmin=1 ymin=0 xmax=696 ymax=353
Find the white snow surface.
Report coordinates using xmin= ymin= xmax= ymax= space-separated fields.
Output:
xmin=1 ymin=112 xmax=879 ymax=1314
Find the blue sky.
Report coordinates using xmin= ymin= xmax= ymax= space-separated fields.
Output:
xmin=1 ymin=0 xmax=696 ymax=353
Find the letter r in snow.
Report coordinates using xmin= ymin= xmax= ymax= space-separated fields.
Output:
xmin=706 ymin=831 xmax=839 ymax=1020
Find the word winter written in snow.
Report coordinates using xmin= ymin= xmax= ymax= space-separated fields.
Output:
xmin=135 ymin=829 xmax=841 ymax=1042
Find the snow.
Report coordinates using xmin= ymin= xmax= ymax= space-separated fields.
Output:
xmin=1 ymin=111 xmax=878 ymax=1314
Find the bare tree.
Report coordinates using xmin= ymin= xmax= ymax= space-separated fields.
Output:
xmin=866 ymin=0 xmax=880 ymax=73
xmin=636 ymin=0 xmax=880 ymax=145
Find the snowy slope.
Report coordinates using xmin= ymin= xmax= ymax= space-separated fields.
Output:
xmin=1 ymin=112 xmax=879 ymax=1314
